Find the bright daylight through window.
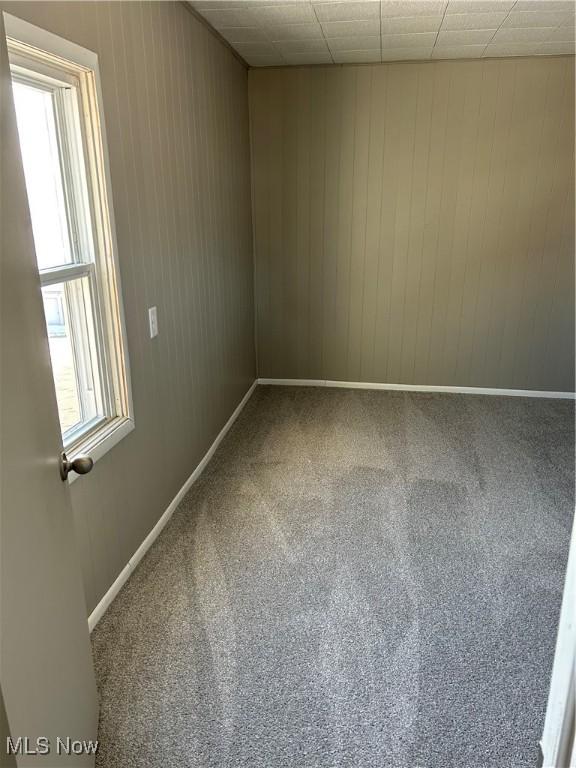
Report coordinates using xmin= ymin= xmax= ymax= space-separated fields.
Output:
xmin=9 ymin=29 xmax=133 ymax=464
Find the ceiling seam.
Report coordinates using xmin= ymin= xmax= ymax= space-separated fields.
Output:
xmin=311 ymin=1 xmax=335 ymax=64
xmin=181 ymin=2 xmax=249 ymax=68
xmin=431 ymin=0 xmax=450 ymax=59
xmin=380 ymin=0 xmax=383 ymax=62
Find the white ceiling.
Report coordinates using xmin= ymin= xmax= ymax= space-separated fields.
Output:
xmin=189 ymin=0 xmax=575 ymax=66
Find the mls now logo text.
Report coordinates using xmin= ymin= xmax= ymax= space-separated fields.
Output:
xmin=6 ymin=737 xmax=99 ymax=756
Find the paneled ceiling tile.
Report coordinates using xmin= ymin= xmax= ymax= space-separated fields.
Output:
xmin=483 ymin=41 xmax=542 ymax=55
xmin=437 ymin=29 xmax=495 ymax=45
xmin=192 ymin=0 xmax=576 ymax=65
xmin=199 ymin=8 xmax=256 ymax=28
xmin=381 ymin=1 xmax=447 ymax=17
xmin=219 ymin=26 xmax=269 ymax=43
xmin=332 ymin=49 xmax=382 ymax=62
xmin=491 ymin=26 xmax=559 ymax=43
xmin=253 ymin=3 xmax=318 ymax=24
xmin=233 ymin=41 xmax=278 ymax=55
xmin=432 ymin=44 xmax=486 ymax=57
xmin=442 ymin=11 xmax=507 ymax=29
xmin=266 ymin=23 xmax=323 ymax=40
xmin=382 ymin=31 xmax=438 ymax=47
xmin=446 ymin=0 xmax=515 ymax=12
xmin=276 ymin=38 xmax=330 ymax=53
xmin=513 ymin=1 xmax=574 ymax=11
xmin=550 ymin=26 xmax=575 ymax=41
xmin=190 ymin=1 xmax=250 ymax=8
xmin=243 ymin=53 xmax=286 ymax=66
xmin=282 ymin=51 xmax=334 ymax=63
xmin=321 ymin=19 xmax=381 ymax=36
xmin=380 ymin=15 xmax=443 ymax=33
xmin=195 ymin=0 xmax=312 ymax=7
xmin=502 ymin=11 xmax=574 ymax=28
xmin=327 ymin=34 xmax=381 ymax=50
xmin=538 ymin=40 xmax=576 ymax=53
xmin=313 ymin=1 xmax=381 ymax=22
xmin=381 ymin=46 xmax=433 ymax=59
xmin=243 ymin=0 xmax=312 ymax=5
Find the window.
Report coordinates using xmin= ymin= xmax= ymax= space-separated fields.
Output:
xmin=6 ymin=15 xmax=133 ymax=471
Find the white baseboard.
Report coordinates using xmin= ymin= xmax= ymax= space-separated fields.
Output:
xmin=88 ymin=379 xmax=258 ymax=632
xmin=257 ymin=378 xmax=576 ymax=399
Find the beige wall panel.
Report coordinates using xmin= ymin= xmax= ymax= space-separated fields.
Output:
xmin=2 ymin=1 xmax=255 ymax=612
xmin=250 ymin=57 xmax=575 ymax=392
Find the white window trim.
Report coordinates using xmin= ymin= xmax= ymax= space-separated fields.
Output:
xmin=4 ymin=13 xmax=134 ymax=481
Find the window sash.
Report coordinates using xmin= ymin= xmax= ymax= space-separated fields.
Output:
xmin=39 ymin=262 xmax=91 ymax=286
xmin=12 ymin=69 xmax=95 ymax=271
xmin=40 ymin=263 xmax=113 ymax=448
xmin=6 ymin=15 xmax=134 ymax=473
xmin=16 ymin=69 xmax=115 ymax=448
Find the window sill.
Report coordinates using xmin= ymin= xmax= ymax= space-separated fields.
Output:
xmin=67 ymin=416 xmax=134 ymax=484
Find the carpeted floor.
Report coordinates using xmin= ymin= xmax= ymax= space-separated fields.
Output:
xmin=92 ymin=385 xmax=574 ymax=768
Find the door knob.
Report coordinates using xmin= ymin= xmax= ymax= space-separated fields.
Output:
xmin=60 ymin=451 xmax=94 ymax=481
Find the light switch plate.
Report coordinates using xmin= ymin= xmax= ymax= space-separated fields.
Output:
xmin=148 ymin=306 xmax=158 ymax=338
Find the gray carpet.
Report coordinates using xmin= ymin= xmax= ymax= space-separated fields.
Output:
xmin=92 ymin=386 xmax=574 ymax=768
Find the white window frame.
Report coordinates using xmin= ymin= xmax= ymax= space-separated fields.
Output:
xmin=4 ymin=13 xmax=134 ymax=480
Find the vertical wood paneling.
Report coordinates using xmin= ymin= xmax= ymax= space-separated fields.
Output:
xmin=308 ymin=68 xmax=326 ymax=379
xmin=347 ymin=67 xmax=371 ymax=381
xmin=360 ymin=65 xmax=386 ymax=382
xmin=320 ymin=67 xmax=342 ymax=379
xmin=2 ymin=0 xmax=255 ymax=612
xmin=250 ymin=57 xmax=575 ymax=392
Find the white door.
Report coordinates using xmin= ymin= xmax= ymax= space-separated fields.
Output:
xmin=540 ymin=517 xmax=576 ymax=767
xmin=0 ymin=13 xmax=99 ymax=767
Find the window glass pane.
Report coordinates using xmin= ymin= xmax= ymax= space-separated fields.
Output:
xmin=9 ymin=44 xmax=132 ymax=458
xmin=42 ymin=278 xmax=105 ymax=440
xmin=13 ymin=81 xmax=74 ymax=270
